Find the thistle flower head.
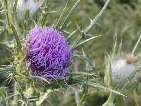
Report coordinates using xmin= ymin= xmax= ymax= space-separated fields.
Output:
xmin=111 ymin=55 xmax=135 ymax=85
xmin=25 ymin=26 xmax=72 ymax=80
xmin=17 ymin=0 xmax=43 ymax=20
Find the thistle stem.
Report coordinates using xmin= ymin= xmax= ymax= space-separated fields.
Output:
xmin=83 ymin=0 xmax=110 ymax=33
xmin=36 ymin=90 xmax=52 ymax=105
xmin=13 ymin=82 xmax=18 ymax=106
xmin=10 ymin=23 xmax=22 ymax=51
xmin=4 ymin=0 xmax=22 ymax=53
xmin=102 ymin=92 xmax=115 ymax=106
xmin=132 ymin=33 xmax=141 ymax=55
xmin=60 ymin=0 xmax=80 ymax=29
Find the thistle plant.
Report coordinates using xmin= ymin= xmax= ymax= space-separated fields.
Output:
xmin=103 ymin=34 xmax=141 ymax=106
xmin=0 ymin=0 xmax=141 ymax=106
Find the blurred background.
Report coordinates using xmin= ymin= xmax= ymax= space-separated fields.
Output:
xmin=1 ymin=0 xmax=141 ymax=106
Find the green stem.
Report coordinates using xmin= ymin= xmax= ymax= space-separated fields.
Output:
xmin=4 ymin=0 xmax=22 ymax=53
xmin=60 ymin=0 xmax=80 ymax=29
xmin=132 ymin=33 xmax=141 ymax=55
xmin=10 ymin=23 xmax=22 ymax=52
xmin=83 ymin=0 xmax=110 ymax=33
xmin=4 ymin=0 xmax=11 ymax=28
xmin=13 ymin=82 xmax=18 ymax=106
xmin=102 ymin=92 xmax=115 ymax=106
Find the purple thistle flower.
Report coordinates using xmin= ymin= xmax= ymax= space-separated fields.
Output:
xmin=25 ymin=26 xmax=72 ymax=80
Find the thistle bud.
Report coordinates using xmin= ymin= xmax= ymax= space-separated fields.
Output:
xmin=111 ymin=54 xmax=135 ymax=86
xmin=16 ymin=0 xmax=43 ymax=20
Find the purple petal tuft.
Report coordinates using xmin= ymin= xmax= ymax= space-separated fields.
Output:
xmin=25 ymin=26 xmax=72 ymax=80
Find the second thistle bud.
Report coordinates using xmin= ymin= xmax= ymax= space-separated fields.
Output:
xmin=16 ymin=0 xmax=44 ymax=20
xmin=111 ymin=54 xmax=135 ymax=86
